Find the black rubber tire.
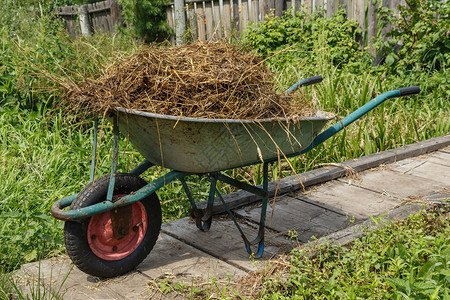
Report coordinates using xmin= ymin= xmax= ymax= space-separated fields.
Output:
xmin=64 ymin=173 xmax=161 ymax=278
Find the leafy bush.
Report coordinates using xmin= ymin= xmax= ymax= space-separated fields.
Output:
xmin=119 ymin=0 xmax=173 ymax=43
xmin=374 ymin=0 xmax=450 ymax=72
xmin=242 ymin=9 xmax=365 ymax=73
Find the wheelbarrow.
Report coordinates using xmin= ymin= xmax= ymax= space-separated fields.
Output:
xmin=51 ymin=76 xmax=420 ymax=277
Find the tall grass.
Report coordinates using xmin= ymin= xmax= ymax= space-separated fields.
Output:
xmin=264 ymin=34 xmax=449 ymax=178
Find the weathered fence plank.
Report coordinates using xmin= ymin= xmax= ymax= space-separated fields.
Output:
xmin=55 ymin=0 xmax=121 ymax=36
xmin=233 ymin=0 xmax=240 ymax=38
xmin=260 ymin=0 xmax=269 ymax=21
xmin=166 ymin=5 xmax=176 ymax=44
xmin=187 ymin=4 xmax=198 ymax=41
xmin=352 ymin=0 xmax=365 ymax=44
xmin=274 ymin=1 xmax=284 ymax=16
xmin=223 ymin=0 xmax=232 ymax=37
xmin=204 ymin=1 xmax=214 ymax=40
xmin=293 ymin=0 xmax=301 ymax=12
xmin=302 ymin=0 xmax=312 ymax=13
xmin=326 ymin=0 xmax=336 ymax=18
xmin=367 ymin=0 xmax=378 ymax=48
xmin=55 ymin=0 xmax=426 ymax=49
xmin=213 ymin=0 xmax=222 ymax=39
xmin=196 ymin=3 xmax=206 ymax=41
xmin=251 ymin=0 xmax=259 ymax=22
xmin=78 ymin=5 xmax=91 ymax=36
xmin=240 ymin=0 xmax=249 ymax=33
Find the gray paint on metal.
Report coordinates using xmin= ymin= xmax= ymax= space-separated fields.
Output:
xmin=110 ymin=109 xmax=333 ymax=173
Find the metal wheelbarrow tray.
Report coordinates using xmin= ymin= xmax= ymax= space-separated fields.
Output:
xmin=51 ymin=76 xmax=420 ymax=278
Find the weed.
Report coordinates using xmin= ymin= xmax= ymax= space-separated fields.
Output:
xmin=240 ymin=209 xmax=450 ymax=299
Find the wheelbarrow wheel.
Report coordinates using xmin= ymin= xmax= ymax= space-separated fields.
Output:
xmin=64 ymin=173 xmax=161 ymax=278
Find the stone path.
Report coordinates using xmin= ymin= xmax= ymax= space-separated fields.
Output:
xmin=14 ymin=136 xmax=450 ymax=299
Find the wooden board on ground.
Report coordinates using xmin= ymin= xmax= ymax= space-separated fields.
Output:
xmin=161 ymin=217 xmax=296 ymax=272
xmin=195 ymin=136 xmax=450 ymax=217
xmin=427 ymin=149 xmax=450 ymax=166
xmin=138 ymin=233 xmax=247 ymax=282
xmin=393 ymin=149 xmax=450 ymax=173
xmin=17 ymin=256 xmax=143 ymax=299
xmin=300 ymin=180 xmax=401 ymax=219
xmin=405 ymin=161 xmax=450 ymax=185
xmin=234 ymin=195 xmax=351 ymax=242
xmin=340 ymin=169 xmax=446 ymax=200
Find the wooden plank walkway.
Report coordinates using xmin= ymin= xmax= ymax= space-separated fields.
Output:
xmin=13 ymin=136 xmax=450 ymax=299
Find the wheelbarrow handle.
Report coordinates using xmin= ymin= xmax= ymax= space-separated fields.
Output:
xmin=399 ymin=86 xmax=421 ymax=97
xmin=285 ymin=75 xmax=323 ymax=94
xmin=300 ymin=86 xmax=421 ymax=154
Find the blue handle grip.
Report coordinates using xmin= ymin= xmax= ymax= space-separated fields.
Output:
xmin=285 ymin=75 xmax=323 ymax=94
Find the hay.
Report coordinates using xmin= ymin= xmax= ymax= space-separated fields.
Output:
xmin=63 ymin=41 xmax=314 ymax=120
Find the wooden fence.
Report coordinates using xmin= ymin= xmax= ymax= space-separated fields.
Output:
xmin=55 ymin=0 xmax=122 ymax=36
xmin=167 ymin=0 xmax=407 ymax=46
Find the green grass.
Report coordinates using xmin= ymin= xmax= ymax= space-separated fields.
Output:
xmin=255 ymin=208 xmax=450 ymax=299
xmin=0 ymin=108 xmax=209 ymax=272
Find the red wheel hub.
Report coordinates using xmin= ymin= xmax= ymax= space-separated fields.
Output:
xmin=87 ymin=201 xmax=148 ymax=261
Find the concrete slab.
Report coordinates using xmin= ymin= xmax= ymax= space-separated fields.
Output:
xmin=138 ymin=233 xmax=247 ymax=282
xmin=234 ymin=195 xmax=351 ymax=242
xmin=300 ymin=180 xmax=400 ymax=219
xmin=341 ymin=169 xmax=446 ymax=199
xmin=59 ymin=272 xmax=152 ymax=300
xmin=18 ymin=256 xmax=77 ymax=290
xmin=161 ymin=217 xmax=296 ymax=272
xmin=16 ymin=234 xmax=246 ymax=299
xmin=16 ymin=257 xmax=125 ymax=299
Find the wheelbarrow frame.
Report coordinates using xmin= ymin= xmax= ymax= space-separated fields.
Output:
xmin=51 ymin=76 xmax=420 ymax=262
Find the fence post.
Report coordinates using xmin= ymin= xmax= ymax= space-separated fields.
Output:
xmin=78 ymin=4 xmax=91 ymax=35
xmin=110 ymin=0 xmax=122 ymax=28
xmin=174 ymin=0 xmax=186 ymax=45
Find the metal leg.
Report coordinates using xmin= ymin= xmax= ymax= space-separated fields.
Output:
xmin=215 ymin=188 xmax=252 ymax=253
xmin=201 ymin=174 xmax=218 ymax=231
xmin=180 ymin=177 xmax=204 ymax=230
xmin=254 ymin=162 xmax=268 ymax=258
xmin=106 ymin=116 xmax=119 ymax=202
xmin=129 ymin=160 xmax=153 ymax=176
xmin=213 ymin=163 xmax=269 ymax=258
xmin=90 ymin=117 xmax=99 ymax=183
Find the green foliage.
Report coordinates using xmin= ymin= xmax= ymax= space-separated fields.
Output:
xmin=242 ymin=9 xmax=365 ymax=73
xmin=374 ymin=0 xmax=450 ymax=72
xmin=0 ymin=1 xmax=142 ymax=110
xmin=119 ymin=0 xmax=173 ymax=43
xmin=260 ymin=209 xmax=450 ymax=299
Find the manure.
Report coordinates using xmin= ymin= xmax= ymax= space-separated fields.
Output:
xmin=63 ymin=41 xmax=314 ymax=120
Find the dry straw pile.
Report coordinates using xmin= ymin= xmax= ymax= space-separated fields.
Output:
xmin=64 ymin=41 xmax=313 ymax=120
